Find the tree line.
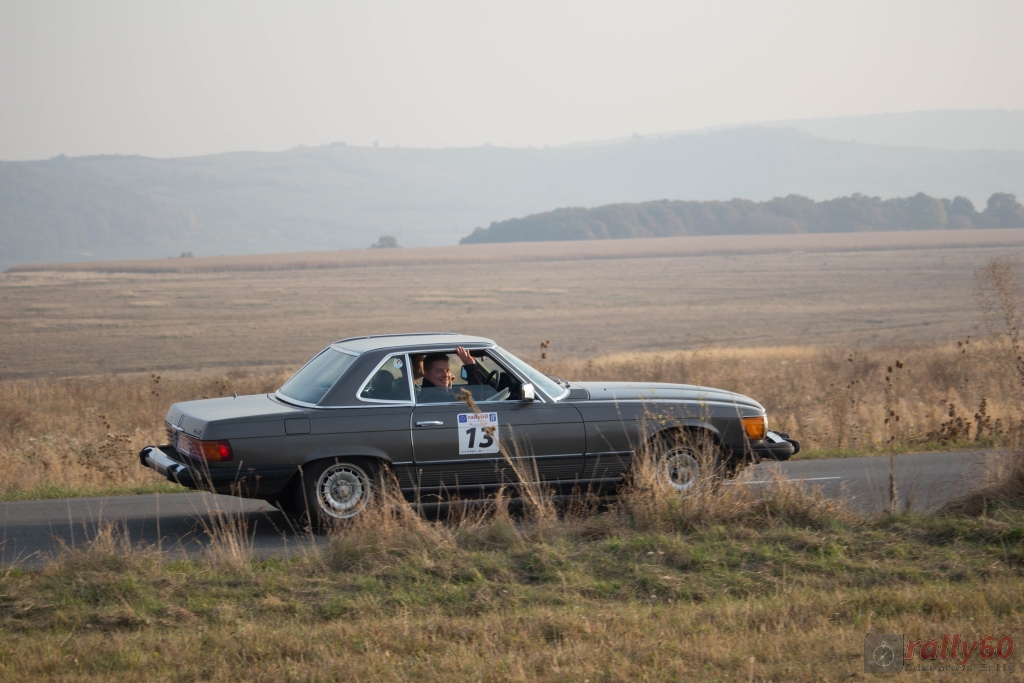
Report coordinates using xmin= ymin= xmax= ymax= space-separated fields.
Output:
xmin=459 ymin=192 xmax=1024 ymax=244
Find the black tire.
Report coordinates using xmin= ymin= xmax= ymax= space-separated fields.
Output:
xmin=651 ymin=430 xmax=725 ymax=495
xmin=298 ymin=457 xmax=378 ymax=531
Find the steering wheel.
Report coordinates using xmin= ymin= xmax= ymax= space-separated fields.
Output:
xmin=485 ymin=369 xmax=499 ymax=388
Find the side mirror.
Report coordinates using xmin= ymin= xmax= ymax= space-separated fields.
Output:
xmin=460 ymin=366 xmax=468 ymax=380
xmin=520 ymin=383 xmax=536 ymax=401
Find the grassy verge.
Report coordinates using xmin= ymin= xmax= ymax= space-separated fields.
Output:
xmin=0 ymin=515 xmax=1020 ymax=681
xmin=1 ymin=457 xmax=1021 ymax=682
xmin=0 ymin=482 xmax=187 ymax=503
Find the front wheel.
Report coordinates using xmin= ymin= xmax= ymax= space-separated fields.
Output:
xmin=300 ymin=458 xmax=377 ymax=529
xmin=653 ymin=433 xmax=725 ymax=495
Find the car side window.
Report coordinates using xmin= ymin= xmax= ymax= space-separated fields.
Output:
xmin=416 ymin=350 xmax=520 ymax=404
xmin=359 ymin=354 xmax=411 ymax=402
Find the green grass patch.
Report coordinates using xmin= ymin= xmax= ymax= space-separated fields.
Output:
xmin=0 ymin=481 xmax=186 ymax=502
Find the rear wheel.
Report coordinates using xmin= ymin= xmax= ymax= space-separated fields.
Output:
xmin=299 ymin=458 xmax=377 ymax=530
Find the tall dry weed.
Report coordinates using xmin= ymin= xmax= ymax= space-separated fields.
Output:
xmin=944 ymin=256 xmax=1024 ymax=514
xmin=326 ymin=470 xmax=455 ymax=572
xmin=616 ymin=430 xmax=848 ymax=533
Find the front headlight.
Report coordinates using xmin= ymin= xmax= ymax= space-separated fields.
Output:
xmin=742 ymin=415 xmax=767 ymax=440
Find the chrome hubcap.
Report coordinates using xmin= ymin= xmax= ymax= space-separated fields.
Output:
xmin=316 ymin=464 xmax=369 ymax=519
xmin=660 ymin=447 xmax=700 ymax=494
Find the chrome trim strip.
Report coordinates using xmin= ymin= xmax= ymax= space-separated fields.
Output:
xmin=406 ymin=352 xmax=417 ymax=402
xmin=409 ymin=347 xmax=547 ymax=404
xmin=327 ymin=344 xmax=360 ymax=356
xmin=573 ymin=398 xmax=763 ymax=414
xmin=410 ymin=453 xmax=584 ymax=467
xmin=401 ymin=477 xmax=617 ymax=493
xmin=412 ymin=397 xmax=546 ymax=406
xmin=273 ymin=391 xmax=320 ymax=408
xmin=335 ymin=332 xmax=461 ymax=344
xmin=272 ymin=395 xmax=416 ymax=410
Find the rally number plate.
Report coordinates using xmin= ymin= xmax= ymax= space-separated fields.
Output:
xmin=457 ymin=412 xmax=499 ymax=455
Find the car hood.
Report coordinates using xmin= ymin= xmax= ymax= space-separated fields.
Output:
xmin=166 ymin=393 xmax=305 ymax=441
xmin=568 ymin=382 xmax=764 ymax=412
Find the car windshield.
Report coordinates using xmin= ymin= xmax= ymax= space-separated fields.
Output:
xmin=495 ymin=347 xmax=567 ymax=400
xmin=278 ymin=347 xmax=358 ymax=405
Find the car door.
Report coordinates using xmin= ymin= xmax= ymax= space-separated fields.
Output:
xmin=409 ymin=352 xmax=586 ymax=498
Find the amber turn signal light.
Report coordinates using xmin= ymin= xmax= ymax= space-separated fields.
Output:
xmin=742 ymin=416 xmax=767 ymax=440
xmin=199 ymin=440 xmax=233 ymax=462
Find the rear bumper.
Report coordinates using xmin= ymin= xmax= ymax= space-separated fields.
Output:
xmin=139 ymin=445 xmax=217 ymax=490
xmin=139 ymin=445 xmax=296 ymax=497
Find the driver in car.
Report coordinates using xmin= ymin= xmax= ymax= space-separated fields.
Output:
xmin=419 ymin=347 xmax=487 ymax=403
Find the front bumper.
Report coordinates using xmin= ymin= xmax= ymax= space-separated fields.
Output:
xmin=726 ymin=431 xmax=801 ymax=462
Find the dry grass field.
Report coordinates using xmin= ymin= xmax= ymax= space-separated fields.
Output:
xmin=2 ymin=229 xmax=1022 ymax=379
xmin=3 ymin=231 xmax=1024 ymax=681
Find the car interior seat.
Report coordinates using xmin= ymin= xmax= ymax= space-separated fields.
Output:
xmin=368 ymin=369 xmax=396 ymax=400
xmin=391 ymin=375 xmax=410 ymax=401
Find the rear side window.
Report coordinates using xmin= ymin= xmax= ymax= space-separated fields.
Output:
xmin=359 ymin=354 xmax=411 ymax=402
xmin=278 ymin=348 xmax=358 ymax=405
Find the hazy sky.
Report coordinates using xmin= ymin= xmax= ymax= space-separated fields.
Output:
xmin=1 ymin=0 xmax=1021 ymax=161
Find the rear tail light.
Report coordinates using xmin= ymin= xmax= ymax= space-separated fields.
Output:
xmin=742 ymin=415 xmax=768 ymax=440
xmin=175 ymin=434 xmax=233 ymax=462
xmin=200 ymin=440 xmax=233 ymax=462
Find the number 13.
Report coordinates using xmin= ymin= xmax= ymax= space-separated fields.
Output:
xmin=464 ymin=427 xmax=494 ymax=449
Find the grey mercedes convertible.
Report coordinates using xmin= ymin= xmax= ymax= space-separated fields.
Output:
xmin=140 ymin=333 xmax=797 ymax=525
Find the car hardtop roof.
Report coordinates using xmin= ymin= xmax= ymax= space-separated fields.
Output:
xmin=333 ymin=332 xmax=496 ymax=354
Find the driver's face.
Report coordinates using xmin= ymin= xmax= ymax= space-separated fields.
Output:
xmin=424 ymin=359 xmax=452 ymax=388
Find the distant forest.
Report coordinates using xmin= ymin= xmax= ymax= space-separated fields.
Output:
xmin=460 ymin=192 xmax=1024 ymax=244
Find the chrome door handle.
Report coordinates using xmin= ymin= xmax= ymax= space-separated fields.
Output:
xmin=415 ymin=420 xmax=444 ymax=427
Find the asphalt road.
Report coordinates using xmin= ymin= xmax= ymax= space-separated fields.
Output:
xmin=0 ymin=450 xmax=995 ymax=569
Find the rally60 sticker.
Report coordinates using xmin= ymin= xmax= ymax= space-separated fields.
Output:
xmin=458 ymin=413 xmax=499 ymax=455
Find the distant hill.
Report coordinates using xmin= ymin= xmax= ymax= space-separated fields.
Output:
xmin=762 ymin=110 xmax=1024 ymax=153
xmin=459 ymin=193 xmax=1024 ymax=244
xmin=2 ymin=112 xmax=1024 ymax=269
